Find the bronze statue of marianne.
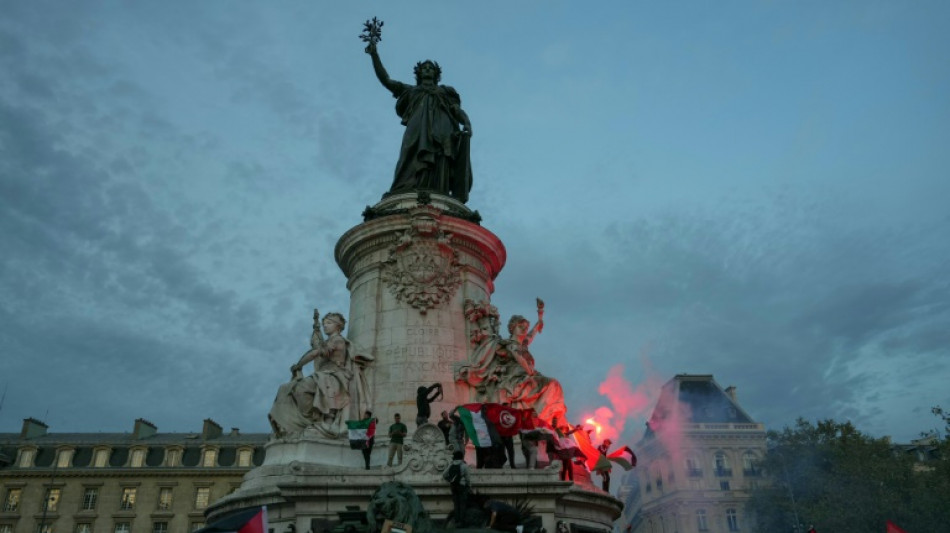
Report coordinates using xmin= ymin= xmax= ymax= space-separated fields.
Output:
xmin=362 ymin=19 xmax=473 ymax=203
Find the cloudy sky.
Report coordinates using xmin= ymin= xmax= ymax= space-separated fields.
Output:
xmin=2 ymin=1 xmax=948 ymax=444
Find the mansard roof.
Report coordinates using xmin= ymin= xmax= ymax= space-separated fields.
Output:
xmin=642 ymin=374 xmax=757 ymax=440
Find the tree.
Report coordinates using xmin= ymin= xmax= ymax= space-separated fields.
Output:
xmin=747 ymin=416 xmax=950 ymax=533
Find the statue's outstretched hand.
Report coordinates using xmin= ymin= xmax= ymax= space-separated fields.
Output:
xmin=365 ymin=42 xmax=377 ymax=55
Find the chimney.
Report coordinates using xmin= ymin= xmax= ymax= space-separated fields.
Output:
xmin=230 ymin=427 xmax=241 ymax=437
xmin=202 ymin=419 xmax=223 ymax=440
xmin=133 ymin=418 xmax=158 ymax=440
xmin=725 ymin=386 xmax=737 ymax=403
xmin=20 ymin=418 xmax=48 ymax=439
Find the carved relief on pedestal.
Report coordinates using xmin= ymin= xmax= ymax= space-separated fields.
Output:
xmin=396 ymin=424 xmax=452 ymax=475
xmin=380 ymin=206 xmax=462 ymax=314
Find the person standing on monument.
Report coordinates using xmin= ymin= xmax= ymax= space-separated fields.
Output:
xmin=552 ymin=417 xmax=583 ymax=482
xmin=365 ymin=39 xmax=473 ymax=203
xmin=442 ymin=450 xmax=471 ymax=525
xmin=437 ymin=410 xmax=453 ymax=446
xmin=500 ymin=402 xmax=517 ymax=469
xmin=360 ymin=410 xmax=377 ymax=470
xmin=449 ymin=408 xmax=468 ymax=453
xmin=596 ymin=439 xmax=612 ymax=492
xmin=387 ymin=413 xmax=409 ymax=467
xmin=416 ymin=383 xmax=443 ymax=426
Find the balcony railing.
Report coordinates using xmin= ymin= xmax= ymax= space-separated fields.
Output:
xmin=714 ymin=468 xmax=733 ymax=477
xmin=687 ymin=468 xmax=703 ymax=478
xmin=684 ymin=422 xmax=766 ymax=431
xmin=743 ymin=468 xmax=761 ymax=477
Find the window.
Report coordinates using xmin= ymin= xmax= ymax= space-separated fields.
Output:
xmin=130 ymin=449 xmax=145 ymax=468
xmin=194 ymin=487 xmax=210 ymax=509
xmin=56 ymin=449 xmax=73 ymax=468
xmin=114 ymin=523 xmax=130 ymax=533
xmin=165 ymin=449 xmax=181 ymax=467
xmin=152 ymin=522 xmax=169 ymax=533
xmin=43 ymin=488 xmax=61 ymax=512
xmin=715 ymin=452 xmax=732 ymax=476
xmin=93 ymin=449 xmax=110 ymax=467
xmin=2 ymin=488 xmax=20 ymax=512
xmin=685 ymin=454 xmax=702 ymax=477
xmin=119 ymin=487 xmax=136 ymax=510
xmin=75 ymin=524 xmax=93 ymax=533
xmin=202 ymin=449 xmax=217 ymax=467
xmin=81 ymin=487 xmax=98 ymax=511
xmin=0 ymin=525 xmax=13 ymax=533
xmin=34 ymin=525 xmax=53 ymax=533
xmin=157 ymin=487 xmax=173 ymax=511
xmin=720 ymin=481 xmax=731 ymax=491
xmin=696 ymin=510 xmax=708 ymax=532
xmin=190 ymin=523 xmax=205 ymax=532
xmin=742 ymin=452 xmax=759 ymax=476
xmin=237 ymin=448 xmax=253 ymax=467
xmin=18 ymin=449 xmax=35 ymax=468
xmin=726 ymin=509 xmax=739 ymax=531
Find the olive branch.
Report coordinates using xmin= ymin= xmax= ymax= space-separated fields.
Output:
xmin=360 ymin=17 xmax=384 ymax=45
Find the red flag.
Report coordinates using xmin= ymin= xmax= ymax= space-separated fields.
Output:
xmin=238 ymin=508 xmax=267 ymax=533
xmin=886 ymin=520 xmax=908 ymax=533
xmin=481 ymin=403 xmax=524 ymax=437
xmin=572 ymin=427 xmax=601 ymax=470
xmin=195 ymin=506 xmax=267 ymax=533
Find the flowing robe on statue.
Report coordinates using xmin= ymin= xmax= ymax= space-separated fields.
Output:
xmin=387 ymin=81 xmax=472 ymax=202
xmin=269 ymin=333 xmax=373 ymax=438
xmin=457 ymin=337 xmax=566 ymax=423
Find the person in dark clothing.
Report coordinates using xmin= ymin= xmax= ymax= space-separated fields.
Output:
xmin=449 ymin=410 xmax=468 ymax=453
xmin=475 ymin=446 xmax=489 ymax=469
xmin=501 ymin=434 xmax=516 ymax=468
xmin=499 ymin=402 xmax=517 ymax=468
xmin=443 ymin=451 xmax=471 ymax=525
xmin=361 ymin=410 xmax=376 ymax=470
xmin=437 ymin=410 xmax=453 ymax=445
xmin=597 ymin=439 xmax=612 ymax=491
xmin=484 ymin=499 xmax=520 ymax=533
xmin=415 ymin=383 xmax=442 ymax=426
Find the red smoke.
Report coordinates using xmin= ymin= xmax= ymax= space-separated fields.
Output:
xmin=575 ymin=362 xmax=664 ymax=447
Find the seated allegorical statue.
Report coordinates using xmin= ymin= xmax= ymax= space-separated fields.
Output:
xmin=457 ymin=298 xmax=566 ymax=423
xmin=268 ymin=310 xmax=374 ymax=438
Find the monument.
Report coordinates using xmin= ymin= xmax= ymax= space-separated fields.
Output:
xmin=206 ymin=19 xmax=622 ymax=533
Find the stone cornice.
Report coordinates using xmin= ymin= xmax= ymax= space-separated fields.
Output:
xmin=0 ymin=467 xmax=251 ymax=479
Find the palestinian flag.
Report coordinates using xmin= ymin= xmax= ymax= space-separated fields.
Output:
xmin=346 ymin=417 xmax=376 ymax=450
xmin=482 ymin=403 xmax=525 ymax=437
xmin=521 ymin=416 xmax=560 ymax=444
xmin=591 ymin=447 xmax=637 ymax=472
xmin=195 ymin=506 xmax=267 ymax=533
xmin=458 ymin=404 xmax=493 ymax=447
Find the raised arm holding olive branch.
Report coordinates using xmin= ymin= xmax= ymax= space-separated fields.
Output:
xmin=361 ymin=18 xmax=474 ymax=203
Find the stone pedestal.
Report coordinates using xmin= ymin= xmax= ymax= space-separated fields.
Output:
xmin=335 ymin=193 xmax=505 ymax=420
xmin=208 ymin=426 xmax=621 ymax=533
xmin=207 ymin=194 xmax=623 ymax=533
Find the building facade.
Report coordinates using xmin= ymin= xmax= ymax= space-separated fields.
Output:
xmin=620 ymin=375 xmax=767 ymax=533
xmin=0 ymin=418 xmax=266 ymax=533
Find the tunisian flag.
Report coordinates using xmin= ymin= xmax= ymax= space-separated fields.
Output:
xmin=481 ymin=403 xmax=526 ymax=437
xmin=195 ymin=506 xmax=267 ymax=533
xmin=886 ymin=520 xmax=908 ymax=533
